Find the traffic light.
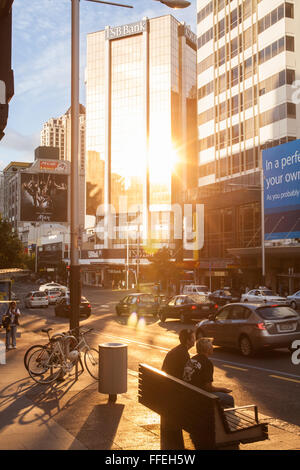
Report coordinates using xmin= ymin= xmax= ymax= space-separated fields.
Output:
xmin=0 ymin=0 xmax=14 ymax=140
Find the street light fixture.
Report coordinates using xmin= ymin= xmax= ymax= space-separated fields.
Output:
xmin=154 ymin=0 xmax=191 ymax=8
xmin=69 ymin=0 xmax=190 ymax=332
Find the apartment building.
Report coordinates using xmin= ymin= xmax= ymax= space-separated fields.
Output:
xmin=186 ymin=0 xmax=300 ymax=291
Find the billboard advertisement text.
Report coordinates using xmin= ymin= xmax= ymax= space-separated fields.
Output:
xmin=263 ymin=140 xmax=300 ymax=240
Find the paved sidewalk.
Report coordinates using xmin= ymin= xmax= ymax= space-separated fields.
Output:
xmin=0 ymin=329 xmax=300 ymax=451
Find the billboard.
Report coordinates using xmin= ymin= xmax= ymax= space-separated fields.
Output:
xmin=20 ymin=173 xmax=68 ymax=222
xmin=263 ymin=140 xmax=300 ymax=240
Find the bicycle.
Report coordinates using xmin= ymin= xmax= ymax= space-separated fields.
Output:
xmin=23 ymin=327 xmax=70 ymax=371
xmin=27 ymin=327 xmax=98 ymax=384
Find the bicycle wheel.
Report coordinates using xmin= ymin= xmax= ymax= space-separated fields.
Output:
xmin=84 ymin=348 xmax=99 ymax=380
xmin=27 ymin=347 xmax=63 ymax=384
xmin=24 ymin=344 xmax=44 ymax=371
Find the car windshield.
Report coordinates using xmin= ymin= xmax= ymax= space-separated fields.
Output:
xmin=188 ymin=294 xmax=206 ymax=304
xmin=257 ymin=306 xmax=298 ymax=320
xmin=140 ymin=295 xmax=155 ymax=303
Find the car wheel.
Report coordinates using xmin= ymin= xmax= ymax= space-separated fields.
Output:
xmin=196 ymin=328 xmax=204 ymax=340
xmin=291 ymin=301 xmax=297 ymax=310
xmin=239 ymin=335 xmax=254 ymax=357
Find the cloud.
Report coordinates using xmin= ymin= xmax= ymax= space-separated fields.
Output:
xmin=0 ymin=128 xmax=39 ymax=153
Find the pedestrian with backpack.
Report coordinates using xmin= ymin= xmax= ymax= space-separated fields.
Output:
xmin=2 ymin=301 xmax=21 ymax=351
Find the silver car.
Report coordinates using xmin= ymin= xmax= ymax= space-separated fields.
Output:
xmin=195 ymin=303 xmax=300 ymax=357
xmin=241 ymin=289 xmax=286 ymax=304
xmin=286 ymin=291 xmax=300 ymax=311
xmin=25 ymin=291 xmax=49 ymax=308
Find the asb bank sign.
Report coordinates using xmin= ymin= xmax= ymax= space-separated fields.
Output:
xmin=263 ymin=140 xmax=300 ymax=240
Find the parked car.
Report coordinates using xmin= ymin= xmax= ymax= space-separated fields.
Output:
xmin=54 ymin=296 xmax=91 ymax=318
xmin=115 ymin=293 xmax=159 ymax=317
xmin=182 ymin=285 xmax=211 ymax=296
xmin=25 ymin=291 xmax=49 ymax=309
xmin=241 ymin=289 xmax=286 ymax=304
xmin=158 ymin=294 xmax=216 ymax=323
xmin=209 ymin=289 xmax=240 ymax=306
xmin=195 ymin=303 xmax=300 ymax=357
xmin=46 ymin=288 xmax=64 ymax=305
xmin=39 ymin=282 xmax=68 ymax=293
xmin=286 ymin=291 xmax=300 ymax=310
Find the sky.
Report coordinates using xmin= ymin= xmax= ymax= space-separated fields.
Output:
xmin=0 ymin=0 xmax=197 ymax=170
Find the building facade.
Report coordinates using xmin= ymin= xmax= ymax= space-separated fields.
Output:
xmin=84 ymin=15 xmax=197 ymax=285
xmin=191 ymin=0 xmax=300 ymax=292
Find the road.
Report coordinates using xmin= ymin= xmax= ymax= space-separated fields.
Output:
xmin=13 ymin=280 xmax=300 ymax=427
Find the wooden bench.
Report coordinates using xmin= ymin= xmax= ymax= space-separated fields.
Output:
xmin=138 ymin=363 xmax=268 ymax=450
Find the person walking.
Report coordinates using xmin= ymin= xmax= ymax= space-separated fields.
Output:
xmin=183 ymin=337 xmax=234 ymax=408
xmin=2 ymin=301 xmax=21 ymax=351
xmin=161 ymin=329 xmax=195 ymax=449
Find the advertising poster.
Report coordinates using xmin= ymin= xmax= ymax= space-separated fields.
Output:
xmin=20 ymin=173 xmax=68 ymax=222
xmin=262 ymin=140 xmax=300 ymax=240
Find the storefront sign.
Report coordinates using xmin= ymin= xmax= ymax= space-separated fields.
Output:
xmin=39 ymin=161 xmax=68 ymax=172
xmin=106 ymin=20 xmax=147 ymax=40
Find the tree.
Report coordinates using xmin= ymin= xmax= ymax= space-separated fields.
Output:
xmin=147 ymin=247 xmax=174 ymax=291
xmin=0 ymin=218 xmax=27 ymax=268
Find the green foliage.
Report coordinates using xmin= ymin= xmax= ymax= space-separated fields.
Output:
xmin=0 ymin=218 xmax=27 ymax=268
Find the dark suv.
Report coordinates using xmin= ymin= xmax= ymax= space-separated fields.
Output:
xmin=115 ymin=293 xmax=159 ymax=317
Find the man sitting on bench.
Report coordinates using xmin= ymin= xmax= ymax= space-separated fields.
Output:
xmin=183 ymin=337 xmax=235 ymax=409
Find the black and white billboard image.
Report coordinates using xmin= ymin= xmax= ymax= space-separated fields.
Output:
xmin=20 ymin=173 xmax=68 ymax=222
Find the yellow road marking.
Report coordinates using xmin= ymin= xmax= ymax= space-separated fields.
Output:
xmin=223 ymin=364 xmax=248 ymax=372
xmin=270 ymin=375 xmax=300 ymax=384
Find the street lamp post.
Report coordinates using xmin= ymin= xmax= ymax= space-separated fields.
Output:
xmin=69 ymin=0 xmax=133 ymax=333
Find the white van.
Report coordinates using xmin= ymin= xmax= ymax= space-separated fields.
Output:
xmin=182 ymin=285 xmax=210 ymax=296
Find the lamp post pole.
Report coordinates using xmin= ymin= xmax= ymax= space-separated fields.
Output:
xmin=69 ymin=0 xmax=133 ymax=333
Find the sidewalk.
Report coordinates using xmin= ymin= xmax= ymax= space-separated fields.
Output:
xmin=0 ymin=328 xmax=300 ymax=451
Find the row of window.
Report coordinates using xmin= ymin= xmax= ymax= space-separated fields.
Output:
xmin=198 ymin=67 xmax=296 ymax=109
xmin=198 ymin=147 xmax=260 ymax=179
xmin=198 ymin=137 xmax=296 ymax=179
xmin=199 ymin=103 xmax=296 ymax=151
xmin=258 ymin=2 xmax=294 ymax=34
xmin=259 ymin=36 xmax=294 ymax=65
xmin=198 ymin=33 xmax=294 ymax=76
xmin=198 ymin=2 xmax=255 ymax=49
xmin=198 ymin=69 xmax=295 ymax=127
xmin=198 ymin=86 xmax=258 ymax=126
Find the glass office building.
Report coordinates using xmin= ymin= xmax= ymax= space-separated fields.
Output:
xmin=86 ymin=15 xmax=197 ymax=248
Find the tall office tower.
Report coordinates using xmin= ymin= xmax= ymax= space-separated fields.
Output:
xmin=86 ymin=15 xmax=197 ymax=249
xmin=189 ymin=0 xmax=300 ymax=289
xmin=197 ymin=0 xmax=298 ymax=189
xmin=40 ymin=106 xmax=86 ymax=228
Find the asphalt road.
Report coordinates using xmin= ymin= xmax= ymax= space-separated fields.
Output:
xmin=14 ymin=280 xmax=300 ymax=427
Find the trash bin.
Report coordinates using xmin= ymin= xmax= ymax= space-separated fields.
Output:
xmin=98 ymin=342 xmax=127 ymax=402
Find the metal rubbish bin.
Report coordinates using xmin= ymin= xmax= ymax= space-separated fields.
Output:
xmin=98 ymin=342 xmax=127 ymax=402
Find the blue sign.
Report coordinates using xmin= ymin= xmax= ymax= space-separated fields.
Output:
xmin=262 ymin=140 xmax=300 ymax=240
